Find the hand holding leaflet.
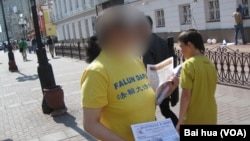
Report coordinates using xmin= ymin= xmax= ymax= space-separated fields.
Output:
xmin=147 ymin=57 xmax=182 ymax=105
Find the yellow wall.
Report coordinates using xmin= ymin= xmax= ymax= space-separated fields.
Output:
xmin=43 ymin=10 xmax=57 ymax=36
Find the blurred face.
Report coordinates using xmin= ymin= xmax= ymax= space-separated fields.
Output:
xmin=104 ymin=21 xmax=151 ymax=55
xmin=98 ymin=6 xmax=151 ymax=55
xmin=179 ymin=41 xmax=193 ymax=59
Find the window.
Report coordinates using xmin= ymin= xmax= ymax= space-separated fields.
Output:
xmin=180 ymin=4 xmax=192 ymax=25
xmin=207 ymin=0 xmax=220 ymax=22
xmin=76 ymin=0 xmax=79 ymax=8
xmin=240 ymin=0 xmax=250 ymax=18
xmin=82 ymin=0 xmax=88 ymax=10
xmin=155 ymin=9 xmax=165 ymax=27
xmin=54 ymin=0 xmax=58 ymax=19
xmin=82 ymin=0 xmax=86 ymax=6
xmin=70 ymin=0 xmax=73 ymax=11
xmin=64 ymin=0 xmax=67 ymax=13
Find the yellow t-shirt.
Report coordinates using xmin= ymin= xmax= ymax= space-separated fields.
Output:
xmin=180 ymin=56 xmax=217 ymax=124
xmin=81 ymin=51 xmax=156 ymax=141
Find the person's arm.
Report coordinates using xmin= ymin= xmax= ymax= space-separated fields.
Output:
xmin=164 ymin=76 xmax=179 ymax=99
xmin=176 ymin=62 xmax=194 ymax=132
xmin=83 ymin=108 xmax=125 ymax=141
xmin=176 ymin=89 xmax=191 ymax=132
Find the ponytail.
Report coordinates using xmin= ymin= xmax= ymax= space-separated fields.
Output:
xmin=85 ymin=36 xmax=101 ymax=63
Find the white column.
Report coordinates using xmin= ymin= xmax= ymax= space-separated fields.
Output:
xmin=88 ymin=18 xmax=94 ymax=36
xmin=69 ymin=22 xmax=73 ymax=39
xmin=66 ymin=24 xmax=70 ymax=40
xmin=62 ymin=25 xmax=66 ymax=40
xmin=80 ymin=19 xmax=87 ymax=38
xmin=56 ymin=25 xmax=61 ymax=40
xmin=75 ymin=21 xmax=80 ymax=39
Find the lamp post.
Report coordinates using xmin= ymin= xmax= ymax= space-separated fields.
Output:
xmin=0 ymin=0 xmax=18 ymax=72
xmin=30 ymin=0 xmax=66 ymax=116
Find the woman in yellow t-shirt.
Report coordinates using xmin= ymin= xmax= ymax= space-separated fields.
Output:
xmin=81 ymin=6 xmax=179 ymax=141
xmin=176 ymin=29 xmax=217 ymax=131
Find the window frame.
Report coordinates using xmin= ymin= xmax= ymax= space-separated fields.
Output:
xmin=76 ymin=0 xmax=79 ymax=9
xmin=180 ymin=4 xmax=192 ymax=25
xmin=240 ymin=0 xmax=250 ymax=19
xmin=155 ymin=9 xmax=166 ymax=28
xmin=70 ymin=1 xmax=73 ymax=11
xmin=206 ymin=0 xmax=220 ymax=22
xmin=64 ymin=0 xmax=67 ymax=13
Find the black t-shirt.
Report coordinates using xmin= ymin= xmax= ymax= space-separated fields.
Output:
xmin=32 ymin=39 xmax=37 ymax=45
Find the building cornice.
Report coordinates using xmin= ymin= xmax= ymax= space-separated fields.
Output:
xmin=54 ymin=8 xmax=96 ymax=25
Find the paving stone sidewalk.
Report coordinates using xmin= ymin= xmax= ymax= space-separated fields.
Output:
xmin=0 ymin=50 xmax=249 ymax=141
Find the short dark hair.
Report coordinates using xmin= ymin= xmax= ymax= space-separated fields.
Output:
xmin=146 ymin=16 xmax=153 ymax=29
xmin=85 ymin=36 xmax=101 ymax=63
xmin=178 ymin=29 xmax=205 ymax=54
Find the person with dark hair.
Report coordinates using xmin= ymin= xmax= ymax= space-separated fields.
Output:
xmin=32 ymin=37 xmax=37 ymax=53
xmin=233 ymin=8 xmax=246 ymax=45
xmin=26 ymin=38 xmax=32 ymax=54
xmin=85 ymin=36 xmax=101 ymax=63
xmin=80 ymin=6 xmax=179 ymax=141
xmin=47 ymin=36 xmax=55 ymax=58
xmin=143 ymin=16 xmax=179 ymax=126
xmin=176 ymin=29 xmax=217 ymax=132
xmin=19 ymin=38 xmax=28 ymax=61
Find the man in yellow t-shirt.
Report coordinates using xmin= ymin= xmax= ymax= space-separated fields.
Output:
xmin=81 ymin=51 xmax=156 ymax=141
xmin=176 ymin=29 xmax=217 ymax=131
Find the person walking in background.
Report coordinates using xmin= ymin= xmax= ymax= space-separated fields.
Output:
xmin=143 ymin=16 xmax=179 ymax=126
xmin=176 ymin=29 xmax=217 ymax=132
xmin=26 ymin=38 xmax=32 ymax=54
xmin=233 ymin=8 xmax=246 ymax=45
xmin=32 ymin=37 xmax=37 ymax=53
xmin=3 ymin=42 xmax=7 ymax=53
xmin=47 ymin=36 xmax=54 ymax=58
xmin=19 ymin=38 xmax=28 ymax=61
xmin=81 ymin=6 xmax=179 ymax=141
xmin=12 ymin=40 xmax=18 ymax=50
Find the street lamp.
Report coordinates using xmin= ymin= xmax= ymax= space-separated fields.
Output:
xmin=0 ymin=0 xmax=18 ymax=72
xmin=18 ymin=13 xmax=27 ymax=38
xmin=30 ymin=0 xmax=66 ymax=116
